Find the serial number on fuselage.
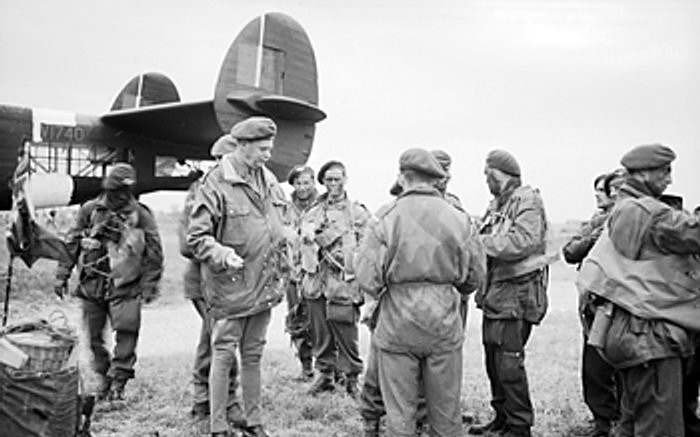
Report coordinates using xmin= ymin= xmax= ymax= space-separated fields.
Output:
xmin=40 ymin=123 xmax=88 ymax=143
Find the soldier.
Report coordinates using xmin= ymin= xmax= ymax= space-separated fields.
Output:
xmin=365 ymin=149 xmax=474 ymax=435
xmin=430 ymin=149 xmax=463 ymax=210
xmin=284 ymin=165 xmax=318 ymax=381
xmin=562 ymin=171 xmax=622 ymax=437
xmin=187 ymin=117 xmax=288 ymax=437
xmin=55 ymin=163 xmax=164 ymax=401
xmin=179 ymin=135 xmax=241 ymax=421
xmin=469 ymin=150 xmax=556 ymax=437
xmin=577 ymin=143 xmax=700 ymax=437
xmin=356 ymin=148 xmax=485 ymax=437
xmin=299 ymin=160 xmax=371 ymax=397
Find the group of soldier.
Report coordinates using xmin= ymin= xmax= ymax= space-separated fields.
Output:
xmin=172 ymin=115 xmax=558 ymax=437
xmin=52 ymin=113 xmax=700 ymax=437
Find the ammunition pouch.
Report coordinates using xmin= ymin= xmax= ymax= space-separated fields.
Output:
xmin=325 ymin=301 xmax=358 ymax=324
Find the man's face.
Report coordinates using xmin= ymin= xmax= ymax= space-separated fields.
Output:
xmin=644 ymin=165 xmax=672 ymax=196
xmin=323 ymin=167 xmax=346 ymax=197
xmin=594 ymin=180 xmax=612 ymax=209
xmin=484 ymin=166 xmax=501 ymax=196
xmin=240 ymin=137 xmax=274 ymax=168
xmin=293 ymin=173 xmax=315 ymax=200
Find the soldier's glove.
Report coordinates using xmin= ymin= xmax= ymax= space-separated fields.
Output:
xmin=53 ymin=278 xmax=68 ymax=300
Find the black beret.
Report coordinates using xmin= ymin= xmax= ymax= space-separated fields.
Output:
xmin=210 ymin=134 xmax=237 ymax=158
xmin=103 ymin=163 xmax=136 ymax=190
xmin=230 ymin=116 xmax=277 ymax=141
xmin=317 ymin=160 xmax=345 ymax=183
xmin=620 ymin=143 xmax=676 ymax=171
xmin=287 ymin=165 xmax=315 ymax=185
xmin=399 ymin=148 xmax=446 ymax=179
xmin=486 ymin=149 xmax=521 ymax=176
xmin=430 ymin=149 xmax=452 ymax=171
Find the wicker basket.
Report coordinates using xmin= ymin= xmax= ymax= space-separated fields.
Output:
xmin=1 ymin=320 xmax=76 ymax=372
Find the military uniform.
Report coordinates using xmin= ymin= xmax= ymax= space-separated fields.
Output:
xmin=299 ymin=187 xmax=371 ymax=394
xmin=56 ymin=164 xmax=163 ymax=400
xmin=562 ymin=203 xmax=620 ymax=436
xmin=577 ymin=144 xmax=700 ymax=437
xmin=474 ymin=151 xmax=555 ymax=437
xmin=187 ymin=117 xmax=287 ymax=436
xmin=179 ymin=177 xmax=239 ymax=418
xmin=283 ymin=184 xmax=318 ymax=379
xmin=356 ymin=148 xmax=485 ymax=437
xmin=359 ymin=176 xmax=468 ymax=434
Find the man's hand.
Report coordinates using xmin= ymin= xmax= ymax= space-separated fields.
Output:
xmin=80 ymin=237 xmax=101 ymax=250
xmin=225 ymin=250 xmax=244 ymax=270
xmin=53 ymin=279 xmax=67 ymax=300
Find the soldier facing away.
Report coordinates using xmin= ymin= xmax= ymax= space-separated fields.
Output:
xmin=55 ymin=163 xmax=164 ymax=401
xmin=356 ymin=148 xmax=485 ymax=437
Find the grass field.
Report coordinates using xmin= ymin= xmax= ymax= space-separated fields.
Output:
xmin=0 ymin=211 xmax=592 ymax=436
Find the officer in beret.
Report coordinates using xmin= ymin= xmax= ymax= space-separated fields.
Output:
xmin=470 ymin=150 xmax=556 ymax=437
xmin=55 ymin=163 xmax=164 ymax=402
xmin=356 ymin=148 xmax=485 ymax=437
xmin=298 ymin=160 xmax=371 ymax=398
xmin=283 ymin=165 xmax=318 ymax=381
xmin=577 ymin=143 xmax=700 ymax=437
xmin=179 ymin=135 xmax=241 ymax=421
xmin=188 ymin=116 xmax=287 ymax=437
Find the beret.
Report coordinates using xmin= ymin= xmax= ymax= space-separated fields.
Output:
xmin=287 ymin=165 xmax=315 ymax=185
xmin=430 ymin=149 xmax=452 ymax=171
xmin=620 ymin=143 xmax=676 ymax=171
xmin=103 ymin=163 xmax=136 ymax=190
xmin=486 ymin=149 xmax=521 ymax=177
xmin=230 ymin=116 xmax=277 ymax=141
xmin=399 ymin=148 xmax=446 ymax=179
xmin=210 ymin=134 xmax=237 ymax=158
xmin=317 ymin=160 xmax=346 ymax=183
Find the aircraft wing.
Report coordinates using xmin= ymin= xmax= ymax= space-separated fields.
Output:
xmin=100 ymin=100 xmax=223 ymax=147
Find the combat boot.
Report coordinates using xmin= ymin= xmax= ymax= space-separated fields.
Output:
xmin=345 ymin=374 xmax=359 ymax=399
xmin=468 ymin=416 xmax=506 ymax=435
xmin=109 ymin=378 xmax=127 ymax=401
xmin=307 ymin=372 xmax=335 ymax=395
xmin=190 ymin=400 xmax=209 ymax=420
xmin=96 ymin=375 xmax=111 ymax=402
xmin=362 ymin=418 xmax=380 ymax=437
xmin=240 ymin=424 xmax=269 ymax=437
xmin=293 ymin=359 xmax=314 ymax=382
xmin=502 ymin=426 xmax=531 ymax=437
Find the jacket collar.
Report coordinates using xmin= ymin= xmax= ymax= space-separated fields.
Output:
xmin=399 ymin=185 xmax=442 ymax=198
xmin=291 ymin=188 xmax=318 ymax=211
xmin=618 ymin=178 xmax=657 ymax=200
xmin=219 ymin=153 xmax=277 ymax=191
xmin=94 ymin=193 xmax=137 ymax=213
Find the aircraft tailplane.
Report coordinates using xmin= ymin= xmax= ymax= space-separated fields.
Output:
xmin=110 ymin=72 xmax=180 ymax=111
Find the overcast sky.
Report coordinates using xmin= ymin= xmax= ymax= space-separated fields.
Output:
xmin=1 ymin=0 xmax=698 ymax=221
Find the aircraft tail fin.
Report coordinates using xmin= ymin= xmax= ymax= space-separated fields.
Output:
xmin=212 ymin=12 xmax=325 ymax=132
xmin=110 ymin=73 xmax=180 ymax=111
